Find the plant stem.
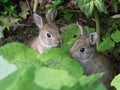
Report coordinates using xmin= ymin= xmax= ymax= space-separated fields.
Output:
xmin=33 ymin=0 xmax=38 ymax=12
xmin=94 ymin=9 xmax=100 ymax=49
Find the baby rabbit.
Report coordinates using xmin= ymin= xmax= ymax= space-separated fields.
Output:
xmin=26 ymin=8 xmax=62 ymax=53
xmin=69 ymin=22 xmax=115 ymax=90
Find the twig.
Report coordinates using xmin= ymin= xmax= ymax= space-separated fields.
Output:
xmin=26 ymin=0 xmax=33 ymax=15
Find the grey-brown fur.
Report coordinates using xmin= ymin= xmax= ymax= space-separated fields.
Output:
xmin=69 ymin=22 xmax=116 ymax=90
xmin=25 ymin=8 xmax=62 ymax=53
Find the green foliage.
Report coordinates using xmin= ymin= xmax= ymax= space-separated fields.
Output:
xmin=0 ymin=42 xmax=106 ymax=90
xmin=0 ymin=23 xmax=107 ymax=90
xmin=64 ymin=13 xmax=74 ymax=20
xmin=0 ymin=42 xmax=41 ymax=67
xmin=0 ymin=0 xmax=17 ymax=16
xmin=98 ymin=36 xmax=115 ymax=52
xmin=0 ymin=66 xmax=42 ymax=90
xmin=45 ymin=0 xmax=62 ymax=10
xmin=79 ymin=73 xmax=106 ymax=90
xmin=34 ymin=67 xmax=77 ymax=90
xmin=111 ymin=74 xmax=120 ymax=90
xmin=111 ymin=0 xmax=118 ymax=13
xmin=77 ymin=0 xmax=107 ymax=46
xmin=0 ymin=42 xmax=83 ymax=78
xmin=61 ymin=23 xmax=95 ymax=52
xmin=77 ymin=0 xmax=107 ymax=17
xmin=111 ymin=0 xmax=120 ymax=13
xmin=0 ymin=17 xmax=20 ymax=30
xmin=19 ymin=9 xmax=29 ymax=19
xmin=60 ymin=23 xmax=80 ymax=52
xmin=0 ymin=0 xmax=19 ymax=38
xmin=0 ymin=0 xmax=10 ymax=3
xmin=111 ymin=30 xmax=120 ymax=42
xmin=0 ymin=17 xmax=20 ymax=38
xmin=0 ymin=56 xmax=17 ymax=80
xmin=61 ymin=73 xmax=106 ymax=90
xmin=77 ymin=0 xmax=120 ymax=50
xmin=94 ymin=0 xmax=107 ymax=13
xmin=98 ymin=19 xmax=120 ymax=52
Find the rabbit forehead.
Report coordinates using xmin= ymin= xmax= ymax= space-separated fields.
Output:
xmin=44 ymin=23 xmax=59 ymax=31
xmin=42 ymin=23 xmax=59 ymax=33
xmin=71 ymin=38 xmax=89 ymax=51
xmin=76 ymin=38 xmax=90 ymax=47
xmin=41 ymin=23 xmax=61 ymax=38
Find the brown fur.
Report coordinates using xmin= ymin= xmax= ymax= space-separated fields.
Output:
xmin=25 ymin=8 xmax=62 ymax=53
xmin=69 ymin=22 xmax=116 ymax=90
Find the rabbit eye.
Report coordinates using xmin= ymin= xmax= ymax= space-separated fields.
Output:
xmin=46 ymin=32 xmax=51 ymax=37
xmin=80 ymin=48 xmax=85 ymax=52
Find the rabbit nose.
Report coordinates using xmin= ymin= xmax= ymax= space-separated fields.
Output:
xmin=56 ymin=39 xmax=62 ymax=46
xmin=69 ymin=51 xmax=74 ymax=58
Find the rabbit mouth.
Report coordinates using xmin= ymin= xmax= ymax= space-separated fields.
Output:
xmin=40 ymin=39 xmax=53 ymax=48
xmin=55 ymin=40 xmax=62 ymax=47
xmin=56 ymin=43 xmax=61 ymax=47
xmin=53 ymin=43 xmax=60 ymax=47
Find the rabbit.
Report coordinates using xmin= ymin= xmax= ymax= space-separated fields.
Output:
xmin=69 ymin=22 xmax=116 ymax=90
xmin=25 ymin=8 xmax=62 ymax=54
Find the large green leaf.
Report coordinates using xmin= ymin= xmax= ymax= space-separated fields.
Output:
xmin=94 ymin=0 xmax=107 ymax=13
xmin=111 ymin=30 xmax=120 ymax=42
xmin=0 ymin=42 xmax=83 ymax=78
xmin=77 ymin=0 xmax=107 ymax=17
xmin=36 ymin=47 xmax=83 ymax=78
xmin=79 ymin=73 xmax=106 ymax=90
xmin=0 ymin=56 xmax=17 ymax=80
xmin=34 ymin=67 xmax=77 ymax=90
xmin=98 ymin=37 xmax=115 ymax=52
xmin=77 ymin=0 xmax=94 ymax=17
xmin=0 ymin=67 xmax=43 ymax=90
xmin=35 ymin=71 xmax=105 ymax=90
xmin=61 ymin=23 xmax=80 ymax=52
xmin=111 ymin=74 xmax=120 ymax=90
xmin=0 ymin=42 xmax=41 ymax=68
xmin=61 ymin=73 xmax=106 ymax=90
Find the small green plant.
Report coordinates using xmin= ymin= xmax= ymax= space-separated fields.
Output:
xmin=111 ymin=74 xmax=120 ymax=90
xmin=0 ymin=17 xmax=20 ymax=38
xmin=63 ymin=13 xmax=74 ymax=21
xmin=0 ymin=0 xmax=17 ymax=16
xmin=0 ymin=0 xmax=20 ymax=38
xmin=45 ymin=0 xmax=62 ymax=10
xmin=111 ymin=0 xmax=120 ymax=13
xmin=98 ymin=20 xmax=120 ymax=52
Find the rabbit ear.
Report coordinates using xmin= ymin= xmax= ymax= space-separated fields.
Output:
xmin=33 ymin=13 xmax=43 ymax=29
xmin=46 ymin=7 xmax=56 ymax=22
xmin=76 ymin=22 xmax=87 ymax=37
xmin=89 ymin=32 xmax=98 ymax=45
